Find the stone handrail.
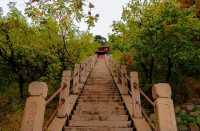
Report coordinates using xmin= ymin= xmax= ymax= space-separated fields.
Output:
xmin=105 ymin=55 xmax=177 ymax=131
xmin=20 ymin=55 xmax=97 ymax=131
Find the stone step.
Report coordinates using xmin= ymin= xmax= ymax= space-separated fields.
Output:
xmin=80 ymin=94 xmax=121 ymax=97
xmin=84 ymin=83 xmax=115 ymax=88
xmin=76 ymin=104 xmax=125 ymax=111
xmin=68 ymin=121 xmax=132 ymax=128
xmin=83 ymin=88 xmax=118 ymax=91
xmin=87 ymin=79 xmax=112 ymax=81
xmin=73 ymin=110 xmax=127 ymax=115
xmin=86 ymin=82 xmax=113 ymax=84
xmin=81 ymin=92 xmax=120 ymax=95
xmin=78 ymin=99 xmax=122 ymax=102
xmin=82 ymin=92 xmax=119 ymax=94
xmin=82 ymin=89 xmax=117 ymax=92
xmin=77 ymin=102 xmax=124 ymax=106
xmin=64 ymin=127 xmax=134 ymax=131
xmin=84 ymin=85 xmax=115 ymax=87
xmin=79 ymin=95 xmax=121 ymax=99
xmin=71 ymin=114 xmax=129 ymax=121
xmin=75 ymin=106 xmax=125 ymax=113
xmin=86 ymin=82 xmax=113 ymax=85
xmin=86 ymin=80 xmax=113 ymax=82
xmin=82 ymin=91 xmax=119 ymax=93
xmin=65 ymin=60 xmax=134 ymax=130
xmin=84 ymin=86 xmax=118 ymax=91
xmin=80 ymin=95 xmax=121 ymax=98
xmin=78 ymin=98 xmax=121 ymax=101
xmin=85 ymin=85 xmax=113 ymax=87
xmin=88 ymin=78 xmax=112 ymax=82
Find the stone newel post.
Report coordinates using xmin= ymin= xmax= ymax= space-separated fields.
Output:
xmin=21 ymin=82 xmax=48 ymax=131
xmin=130 ymin=72 xmax=142 ymax=118
xmin=120 ymin=65 xmax=129 ymax=95
xmin=73 ymin=64 xmax=80 ymax=94
xmin=57 ymin=71 xmax=71 ymax=118
xmin=152 ymin=83 xmax=177 ymax=131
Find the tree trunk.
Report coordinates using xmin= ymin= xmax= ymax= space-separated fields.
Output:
xmin=141 ymin=62 xmax=149 ymax=81
xmin=166 ymin=57 xmax=173 ymax=82
xmin=149 ymin=57 xmax=154 ymax=84
xmin=19 ymin=75 xmax=25 ymax=99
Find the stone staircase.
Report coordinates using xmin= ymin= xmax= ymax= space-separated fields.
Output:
xmin=65 ymin=59 xmax=135 ymax=131
xmin=21 ymin=56 xmax=177 ymax=131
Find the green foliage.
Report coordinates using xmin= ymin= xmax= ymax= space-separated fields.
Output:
xmin=67 ymin=32 xmax=98 ymax=63
xmin=177 ymin=107 xmax=200 ymax=126
xmin=0 ymin=2 xmax=98 ymax=99
xmin=109 ymin=0 xmax=200 ymax=99
xmin=94 ymin=35 xmax=107 ymax=45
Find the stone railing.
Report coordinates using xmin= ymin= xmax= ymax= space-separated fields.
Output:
xmin=20 ymin=56 xmax=97 ymax=131
xmin=105 ymin=56 xmax=177 ymax=131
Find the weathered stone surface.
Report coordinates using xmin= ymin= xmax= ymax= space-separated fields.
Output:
xmin=133 ymin=118 xmax=152 ymax=131
xmin=48 ymin=118 xmax=66 ymax=131
xmin=21 ymin=97 xmax=46 ymax=131
xmin=21 ymin=56 xmax=97 ymax=130
xmin=149 ymin=113 xmax=156 ymax=123
xmin=68 ymin=121 xmax=132 ymax=127
xmin=154 ymin=98 xmax=177 ymax=131
xmin=28 ymin=82 xmax=48 ymax=98
xmin=152 ymin=83 xmax=172 ymax=99
xmin=106 ymin=57 xmax=152 ymax=131
xmin=66 ymin=59 xmax=133 ymax=130
xmin=57 ymin=71 xmax=71 ymax=118
xmin=64 ymin=127 xmax=134 ymax=131
xmin=73 ymin=64 xmax=80 ymax=94
xmin=48 ymin=95 xmax=78 ymax=131
xmin=130 ymin=72 xmax=142 ymax=118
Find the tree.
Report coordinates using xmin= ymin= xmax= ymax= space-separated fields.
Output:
xmin=109 ymin=0 xmax=200 ymax=87
xmin=94 ymin=35 xmax=107 ymax=45
xmin=25 ymin=0 xmax=98 ymax=70
xmin=0 ymin=6 xmax=52 ymax=98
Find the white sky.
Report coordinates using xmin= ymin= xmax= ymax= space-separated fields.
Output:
xmin=0 ymin=0 xmax=129 ymax=38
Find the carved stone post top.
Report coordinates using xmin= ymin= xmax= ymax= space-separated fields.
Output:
xmin=74 ymin=64 xmax=80 ymax=74
xmin=121 ymin=65 xmax=127 ymax=69
xmin=130 ymin=71 xmax=139 ymax=81
xmin=62 ymin=70 xmax=71 ymax=82
xmin=62 ymin=70 xmax=71 ymax=77
xmin=81 ymin=63 xmax=85 ymax=68
xmin=75 ymin=64 xmax=80 ymax=68
xmin=28 ymin=82 xmax=48 ymax=98
xmin=152 ymin=83 xmax=172 ymax=99
xmin=130 ymin=71 xmax=138 ymax=76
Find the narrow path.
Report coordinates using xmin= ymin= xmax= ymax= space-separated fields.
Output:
xmin=65 ymin=59 xmax=134 ymax=131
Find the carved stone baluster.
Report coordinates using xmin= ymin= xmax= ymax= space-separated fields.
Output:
xmin=21 ymin=82 xmax=48 ymax=131
xmin=80 ymin=64 xmax=84 ymax=84
xmin=120 ymin=65 xmax=128 ymax=95
xmin=84 ymin=62 xmax=88 ymax=81
xmin=57 ymin=71 xmax=71 ymax=118
xmin=130 ymin=72 xmax=142 ymax=118
xmin=152 ymin=83 xmax=177 ymax=131
xmin=73 ymin=64 xmax=80 ymax=94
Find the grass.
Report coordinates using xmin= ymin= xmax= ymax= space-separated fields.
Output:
xmin=0 ymin=84 xmax=25 ymax=130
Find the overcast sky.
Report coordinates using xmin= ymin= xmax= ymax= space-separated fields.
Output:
xmin=0 ymin=0 xmax=129 ymax=38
